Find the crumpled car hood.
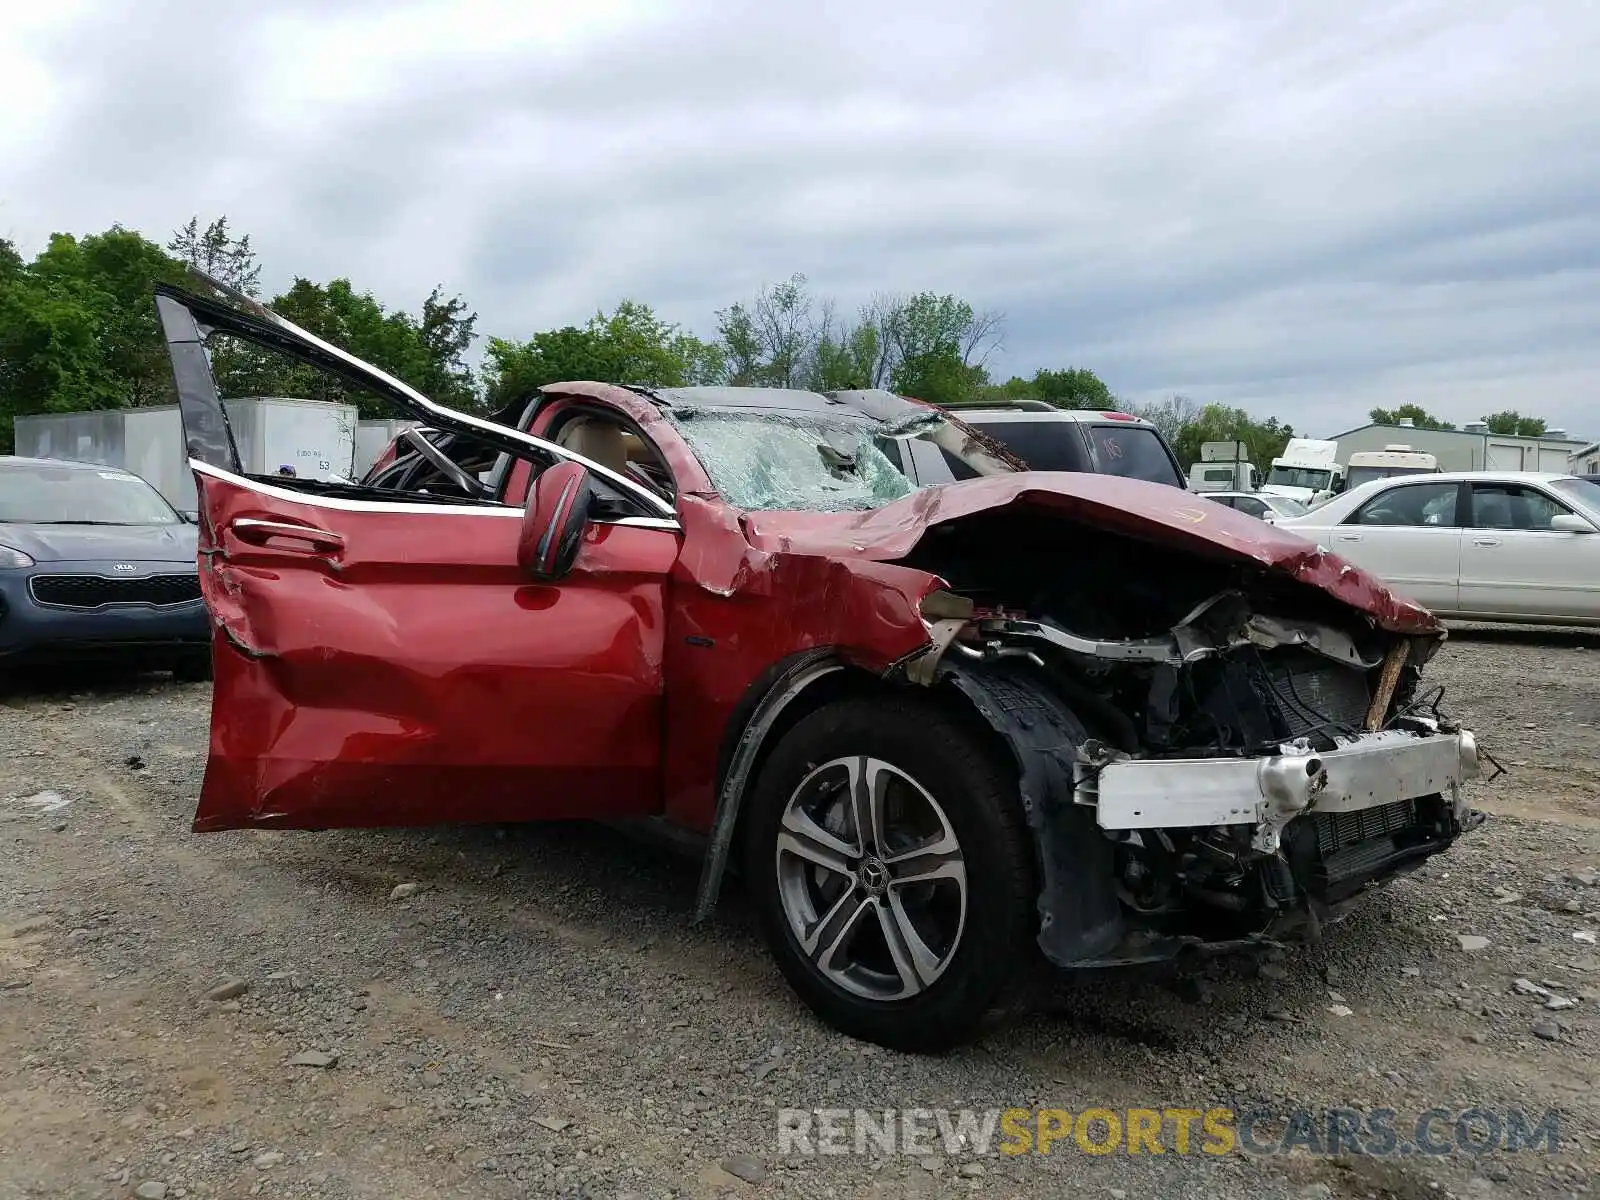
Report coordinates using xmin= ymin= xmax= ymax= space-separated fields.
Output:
xmin=740 ymin=472 xmax=1440 ymax=636
xmin=0 ymin=521 xmax=198 ymax=564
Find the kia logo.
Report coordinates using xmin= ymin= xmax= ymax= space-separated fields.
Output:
xmin=111 ymin=563 xmax=137 ymax=573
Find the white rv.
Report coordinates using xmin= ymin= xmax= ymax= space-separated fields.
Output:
xmin=1343 ymin=444 xmax=1440 ymax=490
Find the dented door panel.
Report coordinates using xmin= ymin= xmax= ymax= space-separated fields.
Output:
xmin=193 ymin=467 xmax=675 ymax=831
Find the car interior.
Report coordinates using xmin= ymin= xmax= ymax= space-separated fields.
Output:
xmin=364 ymin=403 xmax=678 ymax=512
xmin=1470 ymin=484 xmax=1563 ymax=531
xmin=1353 ymin=484 xmax=1458 ymax=527
xmin=549 ymin=409 xmax=675 ymax=500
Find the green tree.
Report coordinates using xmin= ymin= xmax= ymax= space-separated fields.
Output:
xmin=972 ymin=366 xmax=1116 ymax=410
xmin=810 ymin=317 xmax=882 ymax=391
xmin=1483 ymin=410 xmax=1548 ymax=437
xmin=416 ymin=285 xmax=481 ymax=411
xmin=714 ymin=273 xmax=817 ymax=388
xmin=873 ymin=291 xmax=1000 ymax=404
xmin=483 ymin=300 xmax=724 ymax=410
xmin=209 ymin=277 xmax=466 ymax=418
xmin=167 ymin=215 xmax=262 ymax=296
xmin=1170 ymin=404 xmax=1295 ymax=470
xmin=1369 ymin=403 xmax=1453 ymax=431
xmin=25 ymin=227 xmax=188 ymax=407
xmin=714 ymin=280 xmax=1003 ymax=400
xmin=891 ymin=350 xmax=988 ymax=407
xmin=0 ymin=273 xmax=123 ymax=451
xmin=0 ymin=238 xmax=22 ymax=283
xmin=1128 ymin=393 xmax=1202 ymax=442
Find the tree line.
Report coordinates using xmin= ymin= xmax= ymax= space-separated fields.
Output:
xmin=1 ymin=217 xmax=1561 ymax=462
xmin=0 ymin=218 xmax=480 ymax=451
xmin=1367 ymin=403 xmax=1553 ymax=439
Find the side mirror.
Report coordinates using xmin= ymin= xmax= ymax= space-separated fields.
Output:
xmin=518 ymin=461 xmax=594 ymax=580
xmin=1551 ymin=514 xmax=1594 ymax=534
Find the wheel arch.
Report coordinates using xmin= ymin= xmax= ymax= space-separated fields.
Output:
xmin=693 ymin=649 xmax=888 ymax=923
xmin=690 ymin=649 xmax=1125 ymax=965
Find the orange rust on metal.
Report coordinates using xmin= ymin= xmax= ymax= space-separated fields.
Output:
xmin=1365 ymin=642 xmax=1408 ymax=731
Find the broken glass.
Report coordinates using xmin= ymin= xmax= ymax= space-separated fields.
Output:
xmin=670 ymin=411 xmax=920 ymax=512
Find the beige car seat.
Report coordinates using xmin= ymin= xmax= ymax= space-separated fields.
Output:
xmin=557 ymin=417 xmax=628 ymax=476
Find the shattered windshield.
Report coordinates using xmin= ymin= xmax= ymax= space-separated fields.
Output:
xmin=670 ymin=409 xmax=1018 ymax=512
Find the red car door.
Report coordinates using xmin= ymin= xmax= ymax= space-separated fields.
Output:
xmin=154 ymin=280 xmax=681 ymax=833
xmin=192 ymin=465 xmax=677 ymax=830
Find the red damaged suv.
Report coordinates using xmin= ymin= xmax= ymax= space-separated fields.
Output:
xmin=155 ymin=275 xmax=1486 ymax=1052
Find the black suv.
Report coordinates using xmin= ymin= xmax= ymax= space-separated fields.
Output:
xmin=879 ymin=401 xmax=1187 ymax=489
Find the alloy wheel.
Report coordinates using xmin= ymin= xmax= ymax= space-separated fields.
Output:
xmin=774 ymin=756 xmax=968 ymax=1001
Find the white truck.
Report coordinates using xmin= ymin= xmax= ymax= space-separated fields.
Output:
xmin=1343 ymin=444 xmax=1440 ymax=490
xmin=12 ymin=397 xmax=358 ymax=512
xmin=1263 ymin=438 xmax=1343 ymax=505
xmin=1187 ymin=440 xmax=1259 ymax=492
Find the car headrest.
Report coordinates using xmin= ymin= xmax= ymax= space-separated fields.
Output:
xmin=557 ymin=418 xmax=628 ymax=476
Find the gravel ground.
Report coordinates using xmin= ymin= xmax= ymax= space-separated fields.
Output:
xmin=2 ymin=625 xmax=1598 ymax=1200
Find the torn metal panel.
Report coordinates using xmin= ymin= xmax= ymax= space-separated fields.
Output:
xmin=661 ymin=494 xmax=952 ymax=833
xmin=742 ymin=475 xmax=1441 ymax=635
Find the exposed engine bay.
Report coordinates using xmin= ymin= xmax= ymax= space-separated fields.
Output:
xmin=892 ymin=510 xmax=1488 ymax=966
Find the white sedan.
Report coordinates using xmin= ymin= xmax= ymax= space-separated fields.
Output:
xmin=1276 ymin=471 xmax=1600 ymax=625
xmin=1200 ymin=491 xmax=1309 ymax=522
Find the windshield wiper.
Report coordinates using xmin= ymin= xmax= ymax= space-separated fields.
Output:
xmin=35 ymin=520 xmax=132 ymax=526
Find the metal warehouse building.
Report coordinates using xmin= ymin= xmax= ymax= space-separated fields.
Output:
xmin=1329 ymin=420 xmax=1590 ymax=472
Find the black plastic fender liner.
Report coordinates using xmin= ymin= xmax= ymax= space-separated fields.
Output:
xmin=691 ymin=648 xmax=844 ymax=926
xmin=937 ymin=661 xmax=1126 ymax=966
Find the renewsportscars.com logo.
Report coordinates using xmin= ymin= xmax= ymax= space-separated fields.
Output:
xmin=777 ymin=1106 xmax=1562 ymax=1159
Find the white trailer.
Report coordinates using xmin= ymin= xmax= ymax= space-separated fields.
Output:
xmin=13 ymin=397 xmax=357 ymax=511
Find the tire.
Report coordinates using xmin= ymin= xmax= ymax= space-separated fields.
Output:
xmin=171 ymin=651 xmax=213 ymax=683
xmin=743 ymin=695 xmax=1036 ymax=1052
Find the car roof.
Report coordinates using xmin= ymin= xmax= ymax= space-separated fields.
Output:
xmin=0 ymin=455 xmax=125 ymax=473
xmin=644 ymin=386 xmax=924 ymax=426
xmin=1355 ymin=470 xmax=1574 ymax=484
xmin=943 ymin=408 xmax=1153 ymax=425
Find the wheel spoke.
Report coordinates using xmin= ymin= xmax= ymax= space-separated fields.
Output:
xmin=778 ymin=806 xmax=858 ymax=879
xmin=886 ymin=850 xmax=965 ymax=888
xmin=803 ymin=888 xmax=872 ymax=971
xmin=877 ymin=894 xmax=945 ymax=995
xmin=847 ymin=756 xmax=893 ymax=857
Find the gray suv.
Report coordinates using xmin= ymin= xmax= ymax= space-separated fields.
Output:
xmin=878 ymin=402 xmax=1187 ymax=489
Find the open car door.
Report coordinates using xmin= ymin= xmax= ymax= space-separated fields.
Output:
xmin=155 ymin=277 xmax=682 ymax=831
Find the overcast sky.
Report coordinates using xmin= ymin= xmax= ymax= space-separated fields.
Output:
xmin=4 ymin=0 xmax=1597 ymax=437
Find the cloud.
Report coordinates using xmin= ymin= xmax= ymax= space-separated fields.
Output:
xmin=4 ymin=0 xmax=1598 ymax=435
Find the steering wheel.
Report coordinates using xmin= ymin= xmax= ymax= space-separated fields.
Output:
xmin=400 ymin=428 xmax=492 ymax=499
xmin=626 ymin=459 xmax=672 ymax=498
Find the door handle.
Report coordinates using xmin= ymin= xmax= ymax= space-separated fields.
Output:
xmin=1335 ymin=532 xmax=1361 ymax=541
xmin=1472 ymin=537 xmax=1501 ymax=547
xmin=230 ymin=517 xmax=345 ymax=554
